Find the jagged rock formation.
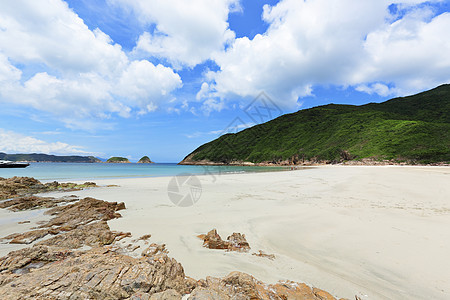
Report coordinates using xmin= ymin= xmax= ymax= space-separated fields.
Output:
xmin=0 ymin=176 xmax=96 ymax=200
xmin=0 ymin=246 xmax=193 ymax=299
xmin=138 ymin=156 xmax=154 ymax=164
xmin=198 ymin=229 xmax=250 ymax=252
xmin=190 ymin=271 xmax=338 ymax=300
xmin=2 ymin=197 xmax=126 ymax=246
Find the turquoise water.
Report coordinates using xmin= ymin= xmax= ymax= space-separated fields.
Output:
xmin=0 ymin=163 xmax=287 ymax=181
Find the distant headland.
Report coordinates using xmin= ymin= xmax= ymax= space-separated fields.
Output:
xmin=0 ymin=152 xmax=101 ymax=163
xmin=0 ymin=153 xmax=156 ymax=164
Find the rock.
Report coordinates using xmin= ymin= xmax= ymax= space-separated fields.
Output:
xmin=0 ymin=177 xmax=43 ymax=200
xmin=0 ymin=195 xmax=77 ymax=211
xmin=149 ymin=289 xmax=182 ymax=300
xmin=200 ymin=229 xmax=229 ymax=250
xmin=189 ymin=287 xmax=226 ymax=299
xmin=227 ymin=232 xmax=250 ymax=252
xmin=142 ymin=243 xmax=169 ymax=258
xmin=252 ymin=250 xmax=275 ymax=260
xmin=2 ymin=197 xmax=126 ymax=245
xmin=189 ymin=271 xmax=337 ymax=300
xmin=0 ymin=245 xmax=74 ymax=273
xmin=199 ymin=229 xmax=250 ymax=252
xmin=0 ymin=247 xmax=192 ymax=299
xmin=5 ymin=229 xmax=50 ymax=244
xmin=0 ymin=177 xmax=97 ymax=200
xmin=313 ymin=287 xmax=337 ymax=300
xmin=37 ymin=221 xmax=125 ymax=249
xmin=42 ymin=197 xmax=125 ymax=229
xmin=131 ymin=292 xmax=151 ymax=300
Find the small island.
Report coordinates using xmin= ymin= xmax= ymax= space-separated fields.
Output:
xmin=137 ymin=156 xmax=154 ymax=164
xmin=106 ymin=157 xmax=130 ymax=163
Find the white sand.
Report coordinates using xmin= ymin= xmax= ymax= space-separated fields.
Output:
xmin=1 ymin=166 xmax=449 ymax=299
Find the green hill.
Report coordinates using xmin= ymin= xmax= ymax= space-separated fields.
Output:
xmin=106 ymin=157 xmax=130 ymax=163
xmin=181 ymin=84 xmax=450 ymax=165
xmin=137 ymin=156 xmax=154 ymax=163
xmin=0 ymin=153 xmax=101 ymax=163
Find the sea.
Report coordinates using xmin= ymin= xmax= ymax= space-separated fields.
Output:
xmin=0 ymin=163 xmax=287 ymax=182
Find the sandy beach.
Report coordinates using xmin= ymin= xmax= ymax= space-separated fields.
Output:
xmin=1 ymin=166 xmax=449 ymax=299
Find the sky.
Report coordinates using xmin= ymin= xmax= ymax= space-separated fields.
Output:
xmin=0 ymin=0 xmax=449 ymax=162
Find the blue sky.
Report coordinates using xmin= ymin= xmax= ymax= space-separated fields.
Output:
xmin=0 ymin=0 xmax=449 ymax=162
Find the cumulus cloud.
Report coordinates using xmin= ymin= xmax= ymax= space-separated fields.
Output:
xmin=116 ymin=60 xmax=182 ymax=113
xmin=111 ymin=0 xmax=240 ymax=68
xmin=0 ymin=129 xmax=94 ymax=155
xmin=199 ymin=0 xmax=450 ymax=109
xmin=0 ymin=0 xmax=182 ymax=128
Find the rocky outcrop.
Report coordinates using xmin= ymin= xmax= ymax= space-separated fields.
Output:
xmin=0 ymin=247 xmax=192 ymax=299
xmin=2 ymin=197 xmax=126 ymax=246
xmin=0 ymin=176 xmax=97 ymax=200
xmin=138 ymin=156 xmax=154 ymax=164
xmin=0 ymin=195 xmax=78 ymax=211
xmin=198 ymin=229 xmax=250 ymax=252
xmin=189 ymin=271 xmax=337 ymax=300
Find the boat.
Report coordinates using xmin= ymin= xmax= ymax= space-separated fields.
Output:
xmin=0 ymin=160 xmax=30 ymax=168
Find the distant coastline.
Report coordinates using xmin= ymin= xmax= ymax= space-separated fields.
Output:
xmin=179 ymin=158 xmax=450 ymax=167
xmin=0 ymin=152 xmax=101 ymax=163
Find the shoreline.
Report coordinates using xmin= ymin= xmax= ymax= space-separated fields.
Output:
xmin=179 ymin=159 xmax=450 ymax=167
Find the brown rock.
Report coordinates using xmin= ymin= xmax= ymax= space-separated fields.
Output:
xmin=313 ymin=287 xmax=337 ymax=300
xmin=142 ymin=243 xmax=169 ymax=258
xmin=0 ymin=177 xmax=97 ymax=201
xmin=2 ymin=197 xmax=126 ymax=245
xmin=227 ymin=232 xmax=250 ymax=252
xmin=0 ymin=247 xmax=192 ymax=299
xmin=189 ymin=272 xmax=337 ymax=300
xmin=201 ymin=229 xmax=229 ymax=250
xmin=0 ymin=195 xmax=77 ymax=211
xmin=0 ymin=245 xmax=74 ymax=273
xmin=37 ymin=221 xmax=124 ymax=249
xmin=252 ymin=250 xmax=275 ymax=260
xmin=149 ymin=289 xmax=182 ymax=300
xmin=199 ymin=229 xmax=250 ymax=252
xmin=42 ymin=197 xmax=125 ymax=229
xmin=5 ymin=229 xmax=50 ymax=244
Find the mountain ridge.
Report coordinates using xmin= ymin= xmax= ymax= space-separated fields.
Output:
xmin=180 ymin=84 xmax=450 ymax=165
xmin=0 ymin=153 xmax=102 ymax=163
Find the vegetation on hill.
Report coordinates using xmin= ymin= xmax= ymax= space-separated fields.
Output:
xmin=106 ymin=157 xmax=130 ymax=163
xmin=181 ymin=84 xmax=450 ymax=165
xmin=137 ymin=156 xmax=154 ymax=163
xmin=0 ymin=153 xmax=101 ymax=163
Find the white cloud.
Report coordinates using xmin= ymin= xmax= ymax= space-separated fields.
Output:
xmin=112 ymin=0 xmax=239 ymax=68
xmin=357 ymin=8 xmax=450 ymax=94
xmin=116 ymin=60 xmax=182 ymax=113
xmin=0 ymin=129 xmax=95 ymax=155
xmin=0 ymin=0 xmax=183 ymax=128
xmin=199 ymin=0 xmax=450 ymax=108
